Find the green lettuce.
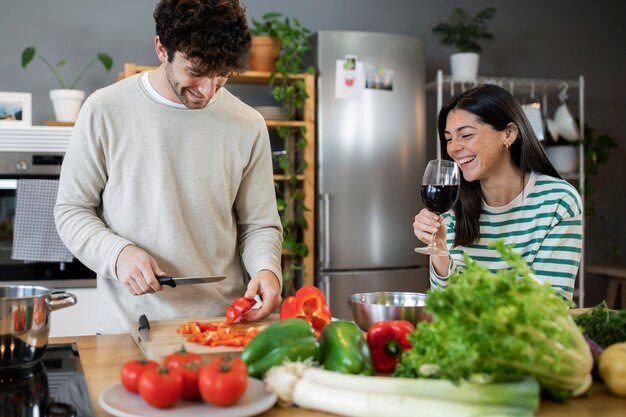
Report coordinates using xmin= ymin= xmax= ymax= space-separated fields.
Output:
xmin=394 ymin=241 xmax=593 ymax=401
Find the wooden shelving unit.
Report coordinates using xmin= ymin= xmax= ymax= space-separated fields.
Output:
xmin=233 ymin=71 xmax=316 ymax=287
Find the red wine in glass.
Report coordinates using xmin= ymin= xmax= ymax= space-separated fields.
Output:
xmin=421 ymin=184 xmax=459 ymax=215
xmin=415 ymin=160 xmax=460 ymax=256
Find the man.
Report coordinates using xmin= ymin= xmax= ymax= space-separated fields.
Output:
xmin=55 ymin=0 xmax=283 ymax=334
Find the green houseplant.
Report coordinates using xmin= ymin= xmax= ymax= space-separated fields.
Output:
xmin=250 ymin=12 xmax=315 ymax=297
xmin=432 ymin=6 xmax=496 ymax=80
xmin=545 ymin=120 xmax=619 ymax=258
xmin=581 ymin=122 xmax=619 ymax=258
xmin=21 ymin=46 xmax=113 ymax=122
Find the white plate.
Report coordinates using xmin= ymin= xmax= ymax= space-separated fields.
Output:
xmin=99 ymin=378 xmax=277 ymax=417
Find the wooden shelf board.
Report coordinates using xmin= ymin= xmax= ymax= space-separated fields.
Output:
xmin=273 ymin=175 xmax=305 ymax=181
xmin=44 ymin=120 xmax=74 ymax=127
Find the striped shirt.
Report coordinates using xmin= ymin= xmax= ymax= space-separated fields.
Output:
xmin=430 ymin=172 xmax=583 ymax=301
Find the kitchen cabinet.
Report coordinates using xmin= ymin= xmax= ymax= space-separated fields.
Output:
xmin=49 ymin=286 xmax=97 ymax=337
xmin=428 ymin=70 xmax=586 ymax=306
xmin=120 ymin=65 xmax=316 ymax=288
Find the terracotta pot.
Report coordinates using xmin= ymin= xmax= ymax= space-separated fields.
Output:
xmin=248 ymin=36 xmax=281 ymax=72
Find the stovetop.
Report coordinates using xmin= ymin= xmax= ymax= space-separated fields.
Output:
xmin=0 ymin=343 xmax=94 ymax=417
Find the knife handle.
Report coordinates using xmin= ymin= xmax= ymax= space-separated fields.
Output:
xmin=157 ymin=276 xmax=176 ymax=288
xmin=139 ymin=314 xmax=150 ymax=331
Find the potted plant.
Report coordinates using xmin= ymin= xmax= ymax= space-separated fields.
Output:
xmin=249 ymin=12 xmax=310 ymax=74
xmin=432 ymin=6 xmax=496 ymax=80
xmin=21 ymin=46 xmax=113 ymax=122
xmin=250 ymin=12 xmax=315 ymax=297
xmin=248 ymin=12 xmax=281 ymax=72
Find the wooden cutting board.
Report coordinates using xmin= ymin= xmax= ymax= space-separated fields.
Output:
xmin=130 ymin=313 xmax=279 ymax=363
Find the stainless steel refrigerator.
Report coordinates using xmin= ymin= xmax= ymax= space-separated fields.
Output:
xmin=309 ymin=31 xmax=429 ymax=320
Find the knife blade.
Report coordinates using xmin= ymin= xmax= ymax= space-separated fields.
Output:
xmin=157 ymin=275 xmax=226 ymax=288
xmin=138 ymin=314 xmax=150 ymax=343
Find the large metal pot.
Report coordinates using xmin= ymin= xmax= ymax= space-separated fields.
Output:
xmin=0 ymin=285 xmax=76 ymax=368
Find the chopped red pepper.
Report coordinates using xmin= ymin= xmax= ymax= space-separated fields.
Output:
xmin=279 ymin=286 xmax=332 ymax=337
xmin=225 ymin=297 xmax=257 ymax=325
xmin=366 ymin=320 xmax=415 ymax=373
xmin=176 ymin=320 xmax=260 ymax=347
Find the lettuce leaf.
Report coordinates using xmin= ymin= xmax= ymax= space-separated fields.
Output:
xmin=394 ymin=241 xmax=593 ymax=401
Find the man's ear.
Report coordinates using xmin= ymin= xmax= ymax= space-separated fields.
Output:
xmin=154 ymin=36 xmax=169 ymax=64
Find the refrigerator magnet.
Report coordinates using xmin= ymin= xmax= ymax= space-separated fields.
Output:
xmin=365 ymin=66 xmax=394 ymax=91
xmin=335 ymin=55 xmax=364 ymax=99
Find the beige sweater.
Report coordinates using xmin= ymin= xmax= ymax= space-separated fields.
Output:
xmin=55 ymin=75 xmax=282 ymax=334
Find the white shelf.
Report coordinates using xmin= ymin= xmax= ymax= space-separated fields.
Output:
xmin=0 ymin=125 xmax=72 ymax=152
xmin=426 ymin=74 xmax=582 ymax=94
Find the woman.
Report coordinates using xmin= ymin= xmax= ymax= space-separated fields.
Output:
xmin=413 ymin=84 xmax=582 ymax=301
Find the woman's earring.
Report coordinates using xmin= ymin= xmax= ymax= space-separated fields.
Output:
xmin=504 ymin=142 xmax=511 ymax=149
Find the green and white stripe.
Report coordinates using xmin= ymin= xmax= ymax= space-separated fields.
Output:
xmin=430 ymin=172 xmax=583 ymax=301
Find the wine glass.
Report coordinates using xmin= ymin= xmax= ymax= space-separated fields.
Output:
xmin=414 ymin=159 xmax=460 ymax=256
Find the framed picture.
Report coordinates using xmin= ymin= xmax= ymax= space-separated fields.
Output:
xmin=0 ymin=92 xmax=32 ymax=128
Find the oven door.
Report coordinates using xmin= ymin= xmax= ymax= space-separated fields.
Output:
xmin=0 ymin=177 xmax=96 ymax=283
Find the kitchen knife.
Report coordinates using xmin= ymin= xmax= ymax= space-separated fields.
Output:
xmin=157 ymin=275 xmax=226 ymax=288
xmin=138 ymin=314 xmax=150 ymax=343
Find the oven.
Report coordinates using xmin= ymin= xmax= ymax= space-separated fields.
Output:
xmin=0 ymin=151 xmax=96 ymax=284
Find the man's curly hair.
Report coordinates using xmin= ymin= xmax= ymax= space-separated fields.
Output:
xmin=154 ymin=0 xmax=251 ymax=75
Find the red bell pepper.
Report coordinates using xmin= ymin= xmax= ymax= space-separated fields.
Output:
xmin=279 ymin=286 xmax=332 ymax=337
xmin=366 ymin=320 xmax=415 ymax=373
xmin=225 ymin=297 xmax=257 ymax=325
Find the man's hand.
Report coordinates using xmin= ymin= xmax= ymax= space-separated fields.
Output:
xmin=241 ymin=270 xmax=281 ymax=322
xmin=116 ymin=245 xmax=166 ymax=295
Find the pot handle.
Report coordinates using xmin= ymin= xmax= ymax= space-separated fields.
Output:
xmin=49 ymin=291 xmax=78 ymax=312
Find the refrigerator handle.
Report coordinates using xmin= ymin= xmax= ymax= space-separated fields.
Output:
xmin=318 ymin=273 xmax=330 ymax=306
xmin=319 ymin=193 xmax=331 ymax=269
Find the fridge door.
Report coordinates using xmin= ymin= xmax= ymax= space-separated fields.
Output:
xmin=318 ymin=267 xmax=429 ymax=321
xmin=314 ymin=31 xmax=427 ymax=271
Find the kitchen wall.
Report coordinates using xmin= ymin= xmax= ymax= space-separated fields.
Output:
xmin=1 ymin=0 xmax=624 ymax=305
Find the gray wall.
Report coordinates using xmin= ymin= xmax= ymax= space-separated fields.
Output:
xmin=1 ymin=0 xmax=624 ymax=305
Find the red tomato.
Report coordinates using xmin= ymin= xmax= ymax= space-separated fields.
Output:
xmin=164 ymin=345 xmax=203 ymax=370
xmin=177 ymin=363 xmax=201 ymax=401
xmin=138 ymin=367 xmax=184 ymax=409
xmin=120 ymin=359 xmax=159 ymax=393
xmin=198 ymin=355 xmax=248 ymax=406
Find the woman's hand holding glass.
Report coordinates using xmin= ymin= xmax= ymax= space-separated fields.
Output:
xmin=414 ymin=159 xmax=460 ymax=256
xmin=413 ymin=209 xmax=446 ymax=252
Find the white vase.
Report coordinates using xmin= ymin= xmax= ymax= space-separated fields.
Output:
xmin=49 ymin=89 xmax=85 ymax=122
xmin=546 ymin=145 xmax=579 ymax=174
xmin=450 ymin=52 xmax=480 ymax=81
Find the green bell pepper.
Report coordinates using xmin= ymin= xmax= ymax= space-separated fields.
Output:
xmin=241 ymin=318 xmax=320 ymax=378
xmin=319 ymin=320 xmax=374 ymax=375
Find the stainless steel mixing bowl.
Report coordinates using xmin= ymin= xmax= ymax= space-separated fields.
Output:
xmin=347 ymin=291 xmax=431 ymax=331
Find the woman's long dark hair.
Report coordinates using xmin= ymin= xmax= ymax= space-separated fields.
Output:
xmin=437 ymin=84 xmax=561 ymax=247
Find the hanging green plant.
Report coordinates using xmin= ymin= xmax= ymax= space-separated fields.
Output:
xmin=251 ymin=12 xmax=315 ymax=297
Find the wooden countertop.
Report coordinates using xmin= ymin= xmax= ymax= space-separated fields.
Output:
xmin=50 ymin=334 xmax=625 ymax=417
